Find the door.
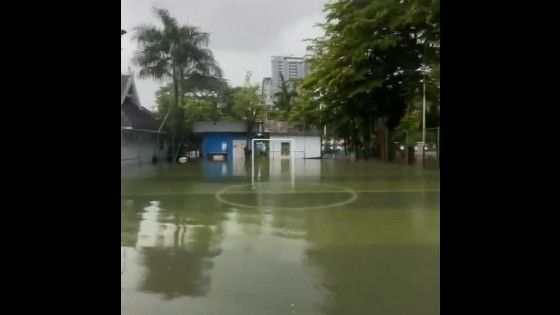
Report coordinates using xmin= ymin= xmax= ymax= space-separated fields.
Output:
xmin=281 ymin=142 xmax=290 ymax=157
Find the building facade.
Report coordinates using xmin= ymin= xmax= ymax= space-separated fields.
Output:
xmin=268 ymin=134 xmax=321 ymax=159
xmin=121 ymin=74 xmax=168 ymax=164
xmin=263 ymin=120 xmax=321 ymax=159
xmin=192 ymin=120 xmax=321 ymax=161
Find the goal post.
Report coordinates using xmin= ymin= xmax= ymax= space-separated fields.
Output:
xmin=251 ymin=138 xmax=295 ymax=188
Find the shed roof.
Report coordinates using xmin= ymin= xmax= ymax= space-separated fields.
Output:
xmin=193 ymin=121 xmax=248 ymax=133
xmin=264 ymin=120 xmax=320 ymax=135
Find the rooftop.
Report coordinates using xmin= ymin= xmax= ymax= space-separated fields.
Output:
xmin=193 ymin=121 xmax=248 ymax=133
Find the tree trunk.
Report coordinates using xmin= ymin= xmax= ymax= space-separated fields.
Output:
xmin=387 ymin=129 xmax=394 ymax=161
xmin=373 ymin=119 xmax=388 ymax=161
xmin=362 ymin=116 xmax=370 ymax=160
xmin=351 ymin=117 xmax=359 ymax=157
xmin=178 ymin=69 xmax=184 ymax=107
xmin=407 ymin=146 xmax=415 ymax=164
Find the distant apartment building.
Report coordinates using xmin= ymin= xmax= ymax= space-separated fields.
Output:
xmin=271 ymin=56 xmax=308 ymax=91
xmin=268 ymin=56 xmax=308 ymax=108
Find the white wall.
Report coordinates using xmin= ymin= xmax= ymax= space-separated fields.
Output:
xmin=268 ymin=135 xmax=321 ymax=159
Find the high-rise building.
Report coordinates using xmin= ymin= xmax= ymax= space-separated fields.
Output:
xmin=270 ymin=56 xmax=308 ymax=98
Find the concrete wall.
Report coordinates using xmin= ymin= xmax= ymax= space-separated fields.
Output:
xmin=268 ymin=135 xmax=321 ymax=159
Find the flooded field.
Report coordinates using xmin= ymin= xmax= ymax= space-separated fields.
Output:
xmin=121 ymin=159 xmax=439 ymax=315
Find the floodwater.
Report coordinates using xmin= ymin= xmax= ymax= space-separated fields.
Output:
xmin=121 ymin=158 xmax=439 ymax=315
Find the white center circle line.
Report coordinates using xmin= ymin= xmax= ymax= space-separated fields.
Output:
xmin=214 ymin=183 xmax=358 ymax=210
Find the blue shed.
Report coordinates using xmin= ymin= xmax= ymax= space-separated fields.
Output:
xmin=201 ymin=133 xmax=248 ymax=160
xmin=193 ymin=122 xmax=249 ymax=161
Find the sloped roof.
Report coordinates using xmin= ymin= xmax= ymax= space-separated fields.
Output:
xmin=121 ymin=73 xmax=163 ymax=132
xmin=121 ymin=99 xmax=159 ymax=130
xmin=121 ymin=74 xmax=142 ymax=106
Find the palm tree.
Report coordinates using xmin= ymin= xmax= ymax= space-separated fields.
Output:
xmin=132 ymin=8 xmax=222 ymax=159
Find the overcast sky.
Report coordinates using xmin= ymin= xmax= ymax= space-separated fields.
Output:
xmin=121 ymin=0 xmax=327 ymax=110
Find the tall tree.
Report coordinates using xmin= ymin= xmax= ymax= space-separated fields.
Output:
xmin=301 ymin=0 xmax=439 ymax=159
xmin=133 ymin=8 xmax=222 ymax=159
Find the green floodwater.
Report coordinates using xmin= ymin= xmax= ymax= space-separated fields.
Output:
xmin=121 ymin=158 xmax=439 ymax=315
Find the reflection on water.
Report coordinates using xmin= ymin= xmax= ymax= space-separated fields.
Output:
xmin=121 ymin=197 xmax=226 ymax=301
xmin=122 ymin=160 xmax=439 ymax=315
xmin=201 ymin=157 xmax=322 ymax=182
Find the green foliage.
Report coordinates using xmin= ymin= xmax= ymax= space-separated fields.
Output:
xmin=156 ymin=85 xmax=222 ymax=127
xmin=132 ymin=8 xmax=223 ymax=158
xmin=182 ymin=73 xmax=228 ymax=97
xmin=394 ymin=104 xmax=421 ymax=145
xmin=274 ymin=74 xmax=298 ymax=112
xmin=266 ymin=111 xmax=287 ymax=121
xmin=230 ymin=85 xmax=265 ymax=122
xmin=133 ymin=8 xmax=222 ymax=84
xmin=182 ymin=98 xmax=220 ymax=125
xmin=287 ymin=87 xmax=321 ymax=130
xmin=298 ymin=0 xmax=439 ymax=158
